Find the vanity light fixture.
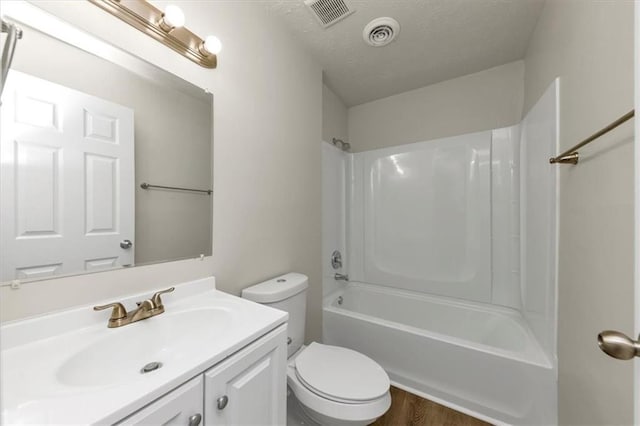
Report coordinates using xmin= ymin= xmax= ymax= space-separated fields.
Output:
xmin=88 ymin=0 xmax=219 ymax=68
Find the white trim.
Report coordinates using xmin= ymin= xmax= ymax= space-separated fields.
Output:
xmin=635 ymin=1 xmax=639 ymax=424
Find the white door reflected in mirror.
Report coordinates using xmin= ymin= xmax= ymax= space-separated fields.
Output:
xmin=0 ymin=70 xmax=135 ymax=281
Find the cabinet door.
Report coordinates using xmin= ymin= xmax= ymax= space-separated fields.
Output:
xmin=204 ymin=325 xmax=287 ymax=426
xmin=118 ymin=376 xmax=203 ymax=426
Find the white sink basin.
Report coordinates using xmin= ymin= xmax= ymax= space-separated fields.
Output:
xmin=56 ymin=308 xmax=232 ymax=387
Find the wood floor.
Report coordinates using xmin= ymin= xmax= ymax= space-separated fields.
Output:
xmin=372 ymin=387 xmax=491 ymax=426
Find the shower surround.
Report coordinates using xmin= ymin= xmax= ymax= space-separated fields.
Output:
xmin=322 ymin=81 xmax=559 ymax=425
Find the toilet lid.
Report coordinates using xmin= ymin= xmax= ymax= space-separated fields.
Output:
xmin=294 ymin=342 xmax=389 ymax=403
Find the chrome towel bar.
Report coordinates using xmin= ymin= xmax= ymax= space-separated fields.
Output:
xmin=550 ymin=109 xmax=634 ymax=165
xmin=140 ymin=182 xmax=212 ymax=195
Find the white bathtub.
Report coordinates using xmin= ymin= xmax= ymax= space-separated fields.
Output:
xmin=323 ymin=283 xmax=556 ymax=425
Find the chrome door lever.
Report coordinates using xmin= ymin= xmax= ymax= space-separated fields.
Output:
xmin=597 ymin=330 xmax=640 ymax=360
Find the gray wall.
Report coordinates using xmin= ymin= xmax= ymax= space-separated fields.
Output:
xmin=347 ymin=60 xmax=524 ymax=152
xmin=10 ymin=26 xmax=212 ymax=266
xmin=523 ymin=1 xmax=635 ymax=424
xmin=322 ymin=84 xmax=348 ymax=144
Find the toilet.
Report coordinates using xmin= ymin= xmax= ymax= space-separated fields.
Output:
xmin=242 ymin=273 xmax=391 ymax=426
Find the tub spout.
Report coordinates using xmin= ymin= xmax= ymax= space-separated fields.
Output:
xmin=334 ymin=273 xmax=349 ymax=281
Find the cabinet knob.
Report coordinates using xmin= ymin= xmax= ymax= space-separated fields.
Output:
xmin=217 ymin=395 xmax=229 ymax=410
xmin=188 ymin=413 xmax=202 ymax=426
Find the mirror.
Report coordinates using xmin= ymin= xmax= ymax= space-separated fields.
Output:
xmin=0 ymin=4 xmax=213 ymax=283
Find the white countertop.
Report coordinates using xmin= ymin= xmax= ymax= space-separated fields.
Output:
xmin=0 ymin=277 xmax=288 ymax=425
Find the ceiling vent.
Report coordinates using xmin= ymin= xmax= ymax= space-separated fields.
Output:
xmin=304 ymin=0 xmax=355 ymax=28
xmin=363 ymin=17 xmax=400 ymax=47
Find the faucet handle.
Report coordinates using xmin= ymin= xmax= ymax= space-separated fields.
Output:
xmin=93 ymin=302 xmax=127 ymax=320
xmin=151 ymin=287 xmax=175 ymax=308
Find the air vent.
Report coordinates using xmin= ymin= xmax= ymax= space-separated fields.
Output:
xmin=304 ymin=0 xmax=355 ymax=28
xmin=363 ymin=17 xmax=400 ymax=47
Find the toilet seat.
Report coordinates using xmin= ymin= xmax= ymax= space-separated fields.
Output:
xmin=294 ymin=342 xmax=390 ymax=404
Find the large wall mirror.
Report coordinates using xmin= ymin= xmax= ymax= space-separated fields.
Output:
xmin=0 ymin=3 xmax=213 ymax=284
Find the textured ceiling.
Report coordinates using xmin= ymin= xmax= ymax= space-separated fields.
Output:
xmin=267 ymin=0 xmax=545 ymax=106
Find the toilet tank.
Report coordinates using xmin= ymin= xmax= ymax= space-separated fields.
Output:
xmin=242 ymin=273 xmax=308 ymax=357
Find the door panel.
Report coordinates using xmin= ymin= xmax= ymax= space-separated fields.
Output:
xmin=117 ymin=376 xmax=203 ymax=426
xmin=85 ymin=153 xmax=119 ymax=234
xmin=204 ymin=326 xmax=287 ymax=426
xmin=15 ymin=141 xmax=62 ymax=237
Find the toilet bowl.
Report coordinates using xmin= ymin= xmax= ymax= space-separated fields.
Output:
xmin=242 ymin=273 xmax=391 ymax=425
xmin=287 ymin=343 xmax=391 ymax=426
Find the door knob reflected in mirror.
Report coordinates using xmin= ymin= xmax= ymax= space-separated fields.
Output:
xmin=120 ymin=239 xmax=133 ymax=249
xmin=597 ymin=330 xmax=640 ymax=360
xmin=188 ymin=413 xmax=202 ymax=426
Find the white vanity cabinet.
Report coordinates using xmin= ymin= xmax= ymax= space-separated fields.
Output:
xmin=204 ymin=323 xmax=287 ymax=425
xmin=116 ymin=325 xmax=287 ymax=426
xmin=1 ymin=279 xmax=289 ymax=425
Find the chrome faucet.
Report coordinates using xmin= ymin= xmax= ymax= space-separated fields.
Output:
xmin=94 ymin=287 xmax=175 ymax=328
xmin=334 ymin=273 xmax=349 ymax=281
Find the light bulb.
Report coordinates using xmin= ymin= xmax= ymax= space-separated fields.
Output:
xmin=201 ymin=35 xmax=222 ymax=55
xmin=160 ymin=5 xmax=185 ymax=31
